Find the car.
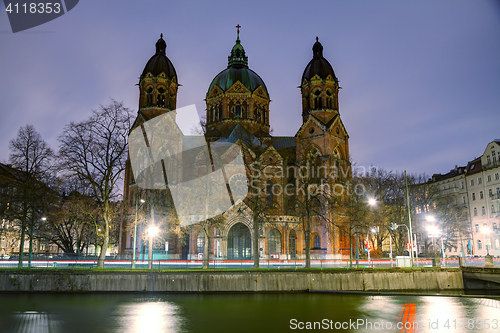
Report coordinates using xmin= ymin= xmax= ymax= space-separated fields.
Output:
xmin=0 ymin=255 xmax=10 ymax=260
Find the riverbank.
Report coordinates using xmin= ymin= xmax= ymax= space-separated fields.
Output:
xmin=0 ymin=268 xmax=468 ymax=293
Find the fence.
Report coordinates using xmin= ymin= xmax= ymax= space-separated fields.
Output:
xmin=0 ymin=256 xmax=498 ymax=269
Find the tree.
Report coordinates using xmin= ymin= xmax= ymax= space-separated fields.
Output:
xmin=58 ymin=100 xmax=132 ymax=268
xmin=8 ymin=125 xmax=53 ymax=268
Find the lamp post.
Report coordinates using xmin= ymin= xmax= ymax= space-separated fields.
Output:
xmin=366 ymin=228 xmax=377 ymax=266
xmin=148 ymin=226 xmax=158 ymax=270
xmin=131 ymin=187 xmax=139 ymax=269
xmin=367 ymin=198 xmax=377 ymax=267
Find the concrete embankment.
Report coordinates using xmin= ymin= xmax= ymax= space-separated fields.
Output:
xmin=0 ymin=269 xmax=464 ymax=293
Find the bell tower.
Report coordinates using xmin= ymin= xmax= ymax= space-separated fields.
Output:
xmin=300 ymin=37 xmax=339 ymax=125
xmin=137 ymin=34 xmax=179 ymax=123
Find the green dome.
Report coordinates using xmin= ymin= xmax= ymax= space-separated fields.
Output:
xmin=207 ymin=34 xmax=269 ymax=97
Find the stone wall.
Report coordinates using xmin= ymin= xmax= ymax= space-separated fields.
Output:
xmin=0 ymin=268 xmax=464 ymax=293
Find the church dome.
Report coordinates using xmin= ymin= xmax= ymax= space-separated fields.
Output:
xmin=141 ymin=34 xmax=177 ymax=79
xmin=301 ymin=37 xmax=337 ymax=83
xmin=207 ymin=33 xmax=269 ymax=97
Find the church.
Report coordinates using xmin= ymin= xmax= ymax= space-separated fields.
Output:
xmin=123 ymin=28 xmax=351 ymax=261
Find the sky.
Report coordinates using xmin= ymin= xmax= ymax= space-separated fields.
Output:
xmin=0 ymin=0 xmax=499 ymax=177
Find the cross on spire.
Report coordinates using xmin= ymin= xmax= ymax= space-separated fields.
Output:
xmin=236 ymin=24 xmax=241 ymax=34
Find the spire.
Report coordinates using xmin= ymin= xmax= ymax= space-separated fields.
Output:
xmin=155 ymin=33 xmax=167 ymax=55
xmin=228 ymin=25 xmax=248 ymax=67
xmin=312 ymin=36 xmax=323 ymax=58
xmin=236 ymin=24 xmax=241 ymax=42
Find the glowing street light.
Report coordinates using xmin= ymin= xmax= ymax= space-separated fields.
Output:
xmin=368 ymin=198 xmax=377 ymax=206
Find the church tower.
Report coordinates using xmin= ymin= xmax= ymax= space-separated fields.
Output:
xmin=206 ymin=26 xmax=270 ymax=139
xmin=300 ymin=37 xmax=340 ymax=125
xmin=124 ymin=34 xmax=180 ymax=204
xmin=137 ymin=34 xmax=178 ymax=123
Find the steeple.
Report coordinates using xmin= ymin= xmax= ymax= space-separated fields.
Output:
xmin=228 ymin=24 xmax=248 ymax=68
xmin=155 ymin=33 xmax=167 ymax=55
xmin=312 ymin=36 xmax=323 ymax=58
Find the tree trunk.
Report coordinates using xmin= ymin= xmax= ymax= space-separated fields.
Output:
xmin=97 ymin=206 xmax=110 ymax=269
xmin=253 ymin=211 xmax=260 ymax=269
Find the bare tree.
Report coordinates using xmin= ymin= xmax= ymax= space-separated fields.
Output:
xmin=58 ymin=100 xmax=132 ymax=268
xmin=8 ymin=125 xmax=53 ymax=268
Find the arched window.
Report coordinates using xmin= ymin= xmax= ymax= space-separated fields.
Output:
xmin=313 ymin=90 xmax=322 ymax=109
xmin=156 ymin=87 xmax=166 ymax=107
xmin=267 ymin=229 xmax=281 ymax=254
xmin=477 ymin=239 xmax=482 ymax=250
xmin=145 ymin=86 xmax=154 ymax=106
xmin=233 ymin=104 xmax=242 ymax=117
xmin=314 ymin=235 xmax=321 ymax=248
xmin=266 ymin=181 xmax=274 ymax=207
xmin=196 ymin=231 xmax=205 ymax=254
xmin=474 ymin=208 xmax=477 ymax=216
xmin=326 ymin=89 xmax=334 ymax=109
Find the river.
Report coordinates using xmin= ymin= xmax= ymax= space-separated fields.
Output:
xmin=0 ymin=293 xmax=499 ymax=332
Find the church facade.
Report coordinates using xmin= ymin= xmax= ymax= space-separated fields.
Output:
xmin=122 ymin=30 xmax=351 ymax=260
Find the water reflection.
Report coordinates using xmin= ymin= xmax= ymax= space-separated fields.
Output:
xmin=12 ymin=311 xmax=62 ymax=333
xmin=0 ymin=293 xmax=499 ymax=333
xmin=112 ymin=300 xmax=184 ymax=333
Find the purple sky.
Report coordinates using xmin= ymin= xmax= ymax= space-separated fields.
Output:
xmin=1 ymin=0 xmax=499 ymax=176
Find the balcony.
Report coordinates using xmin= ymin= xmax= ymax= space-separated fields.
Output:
xmin=490 ymin=193 xmax=500 ymax=201
xmin=483 ymin=160 xmax=500 ymax=170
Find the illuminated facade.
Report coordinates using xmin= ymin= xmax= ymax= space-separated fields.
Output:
xmin=123 ymin=31 xmax=351 ymax=260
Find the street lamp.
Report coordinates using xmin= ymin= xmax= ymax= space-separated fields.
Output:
xmin=148 ymin=226 xmax=159 ymax=270
xmin=366 ymin=227 xmax=377 ymax=266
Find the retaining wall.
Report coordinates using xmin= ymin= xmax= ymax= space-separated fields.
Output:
xmin=0 ymin=269 xmax=464 ymax=293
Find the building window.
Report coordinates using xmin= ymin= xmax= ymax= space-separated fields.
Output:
xmin=474 ymin=208 xmax=477 ymax=217
xmin=472 ymin=193 xmax=476 ymax=201
xmin=233 ymin=104 xmax=242 ymax=117
xmin=496 ymin=173 xmax=499 ymax=180
xmin=491 ymin=205 xmax=495 ymax=214
xmin=493 ymin=223 xmax=498 ymax=230
xmin=326 ymin=89 xmax=334 ymax=109
xmin=487 ymin=175 xmax=491 ymax=182
xmin=482 ymin=206 xmax=486 ymax=215
xmin=145 ymin=86 xmax=154 ymax=106
xmin=314 ymin=235 xmax=321 ymax=248
xmin=477 ymin=240 xmax=482 ymax=250
xmin=478 ymin=177 xmax=482 ymax=184
xmin=266 ymin=181 xmax=274 ymax=207
xmin=487 ymin=156 xmax=491 ymax=165
xmin=461 ymin=181 xmax=464 ymax=189
xmin=480 ymin=191 xmax=483 ymax=199
xmin=470 ymin=179 xmax=474 ymax=186
xmin=196 ymin=231 xmax=205 ymax=254
xmin=156 ymin=87 xmax=166 ymax=107
xmin=489 ymin=189 xmax=493 ymax=197
xmin=463 ymin=196 xmax=466 ymax=204
xmin=267 ymin=229 xmax=281 ymax=254
xmin=495 ymin=239 xmax=499 ymax=251
xmin=313 ymin=90 xmax=322 ymax=109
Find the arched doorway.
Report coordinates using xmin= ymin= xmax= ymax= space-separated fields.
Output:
xmin=289 ymin=230 xmax=296 ymax=259
xmin=227 ymin=223 xmax=251 ymax=260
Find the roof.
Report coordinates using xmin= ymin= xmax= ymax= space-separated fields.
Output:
xmin=430 ymin=166 xmax=466 ymax=182
xmin=302 ymin=37 xmax=337 ymax=83
xmin=271 ymin=137 xmax=296 ymax=150
xmin=466 ymin=157 xmax=482 ymax=175
xmin=207 ymin=35 xmax=269 ymax=97
xmin=141 ymin=35 xmax=177 ymax=79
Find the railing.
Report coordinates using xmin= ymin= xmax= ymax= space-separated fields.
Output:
xmin=0 ymin=256 xmax=498 ymax=269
